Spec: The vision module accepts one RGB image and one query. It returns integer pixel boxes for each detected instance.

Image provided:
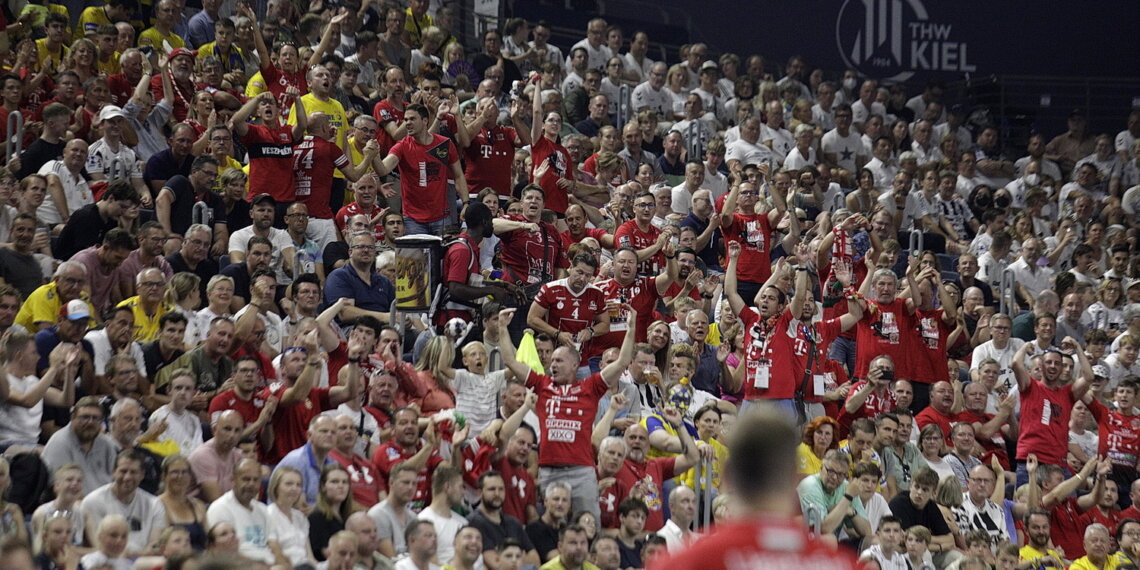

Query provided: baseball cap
[699,60,719,73]
[1127,278,1140,291]
[60,299,90,321]
[169,47,197,61]
[1069,108,1086,119]
[1092,364,1109,379]
[251,193,277,207]
[97,105,126,123]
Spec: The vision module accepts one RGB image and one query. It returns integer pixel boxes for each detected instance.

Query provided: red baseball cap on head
[169,47,197,60]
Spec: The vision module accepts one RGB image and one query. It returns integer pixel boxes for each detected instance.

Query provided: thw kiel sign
[837,0,977,82]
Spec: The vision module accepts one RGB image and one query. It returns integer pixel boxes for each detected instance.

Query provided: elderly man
[116,268,170,343]
[658,486,697,553]
[166,224,221,301]
[38,138,92,231]
[1069,524,1115,570]
[797,450,870,539]
[953,464,1013,543]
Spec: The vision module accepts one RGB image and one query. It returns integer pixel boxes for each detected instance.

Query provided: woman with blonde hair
[267,465,317,567]
[219,168,252,230]
[33,515,80,570]
[157,454,208,550]
[393,335,457,415]
[31,463,85,550]
[65,38,99,85]
[163,272,202,318]
[665,63,690,119]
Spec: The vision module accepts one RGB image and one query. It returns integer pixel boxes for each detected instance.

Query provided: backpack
[8,452,51,514]
[429,236,481,326]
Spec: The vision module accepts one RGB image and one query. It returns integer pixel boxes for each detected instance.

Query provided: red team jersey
[1092,398,1140,472]
[651,517,856,570]
[464,125,518,199]
[389,133,459,224]
[292,135,349,219]
[372,99,404,152]
[854,298,911,379]
[1016,379,1078,466]
[497,215,569,286]
[260,384,332,463]
[798,317,844,404]
[335,202,385,241]
[371,440,443,511]
[241,123,297,202]
[529,136,573,214]
[438,234,481,324]
[912,308,952,385]
[464,440,537,523]
[723,212,773,283]
[261,64,307,120]
[616,456,677,532]
[207,389,266,425]
[737,308,801,400]
[590,276,660,356]
[533,279,607,336]
[524,370,608,467]
[613,220,663,277]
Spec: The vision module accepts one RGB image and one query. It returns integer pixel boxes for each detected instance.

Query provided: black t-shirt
[220,261,252,302]
[141,339,184,379]
[468,510,535,553]
[143,149,193,188]
[618,537,645,569]
[525,519,561,561]
[163,175,227,236]
[56,202,116,260]
[225,199,252,233]
[888,494,952,536]
[322,240,350,272]
[18,138,66,179]
[0,247,43,299]
[166,251,219,301]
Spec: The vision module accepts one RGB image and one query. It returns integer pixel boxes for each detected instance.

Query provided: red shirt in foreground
[650,517,856,570]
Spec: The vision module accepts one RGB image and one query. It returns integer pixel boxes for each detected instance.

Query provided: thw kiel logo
[836,0,976,83]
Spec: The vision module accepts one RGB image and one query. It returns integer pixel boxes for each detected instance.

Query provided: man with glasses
[16,261,96,332]
[567,18,612,75]
[796,449,870,539]
[821,103,867,174]
[166,224,220,301]
[43,395,118,492]
[325,231,395,324]
[155,155,227,254]
[116,222,175,299]
[208,355,277,438]
[631,62,671,118]
[113,268,169,344]
[615,192,670,278]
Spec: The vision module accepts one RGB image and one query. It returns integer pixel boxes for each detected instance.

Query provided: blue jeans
[403,217,450,236]
[828,336,857,377]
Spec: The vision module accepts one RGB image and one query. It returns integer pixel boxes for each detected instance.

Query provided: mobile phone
[879,369,895,382]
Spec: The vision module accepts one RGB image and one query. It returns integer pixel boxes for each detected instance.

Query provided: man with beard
[229,194,296,290]
[42,395,118,491]
[468,470,542,568]
[616,407,700,533]
[500,300,639,519]
[528,253,608,354]
[614,191,669,278]
[1012,337,1093,485]
[188,409,245,502]
[527,482,572,561]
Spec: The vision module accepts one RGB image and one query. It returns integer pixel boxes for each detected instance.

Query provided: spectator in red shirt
[329,413,383,509]
[1011,337,1093,486]
[498,303,639,520]
[373,102,468,235]
[230,90,306,206]
[719,173,789,304]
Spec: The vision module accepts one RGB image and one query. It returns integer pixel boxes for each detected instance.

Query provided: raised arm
[309,11,348,69]
[239,4,271,71]
[599,306,637,388]
[1064,336,1094,401]
[789,242,811,319]
[723,240,746,317]
[230,92,270,137]
[530,79,543,146]
[1010,340,1034,393]
[496,308,534,381]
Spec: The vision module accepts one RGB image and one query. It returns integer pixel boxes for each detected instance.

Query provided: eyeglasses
[187,239,208,247]
[139,281,164,288]
[634,202,655,209]
[60,277,85,286]
[74,414,103,423]
[822,466,847,478]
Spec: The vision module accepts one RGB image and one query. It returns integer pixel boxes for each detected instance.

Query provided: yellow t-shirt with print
[76,5,111,39]
[14,283,95,331]
[137,27,185,51]
[97,53,122,76]
[797,442,823,475]
[116,296,170,343]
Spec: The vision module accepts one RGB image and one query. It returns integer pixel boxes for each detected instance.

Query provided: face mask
[994,195,1011,209]
[843,77,857,91]
[1024,173,1040,186]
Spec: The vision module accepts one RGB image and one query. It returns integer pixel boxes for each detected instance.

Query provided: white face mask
[1024,173,1040,186]
[843,77,858,91]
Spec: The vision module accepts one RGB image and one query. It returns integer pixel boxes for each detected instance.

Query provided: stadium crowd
[0,1,1138,569]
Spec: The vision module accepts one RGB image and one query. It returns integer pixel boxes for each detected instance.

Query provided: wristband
[307,358,323,366]
[843,494,854,503]
[701,294,714,299]
[347,356,361,364]
[796,267,809,272]
[665,254,675,259]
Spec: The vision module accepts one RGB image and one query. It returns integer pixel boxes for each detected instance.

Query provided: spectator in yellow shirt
[138,0,185,51]
[76,0,134,40]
